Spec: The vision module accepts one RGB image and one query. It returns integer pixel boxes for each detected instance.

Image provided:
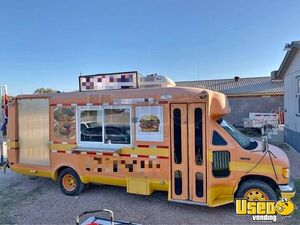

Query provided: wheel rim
[244,189,268,201]
[62,174,76,192]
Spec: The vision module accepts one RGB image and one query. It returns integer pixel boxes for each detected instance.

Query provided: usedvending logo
[235,198,295,222]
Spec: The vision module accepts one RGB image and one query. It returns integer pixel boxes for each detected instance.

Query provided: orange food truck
[6,71,295,207]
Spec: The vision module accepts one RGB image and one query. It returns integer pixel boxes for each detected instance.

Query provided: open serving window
[76,106,132,149]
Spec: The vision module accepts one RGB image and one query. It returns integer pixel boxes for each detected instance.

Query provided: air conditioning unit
[139,74,176,88]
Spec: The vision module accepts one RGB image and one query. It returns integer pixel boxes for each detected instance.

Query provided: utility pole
[197,58,200,80]
[0,85,8,166]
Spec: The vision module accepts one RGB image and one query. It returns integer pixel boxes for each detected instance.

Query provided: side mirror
[261,135,269,152]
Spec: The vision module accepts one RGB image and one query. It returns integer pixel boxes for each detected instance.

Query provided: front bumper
[279,176,296,199]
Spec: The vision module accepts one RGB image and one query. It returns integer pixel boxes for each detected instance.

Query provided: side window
[174,170,182,195]
[80,109,102,142]
[77,106,131,147]
[212,131,227,145]
[212,151,230,177]
[194,108,203,165]
[195,172,204,197]
[173,108,182,164]
[104,108,131,144]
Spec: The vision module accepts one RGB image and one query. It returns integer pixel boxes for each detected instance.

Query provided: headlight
[281,168,290,179]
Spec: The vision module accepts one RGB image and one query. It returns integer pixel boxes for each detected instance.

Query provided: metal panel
[18,98,50,166]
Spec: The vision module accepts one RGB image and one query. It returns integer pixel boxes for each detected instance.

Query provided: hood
[254,141,289,168]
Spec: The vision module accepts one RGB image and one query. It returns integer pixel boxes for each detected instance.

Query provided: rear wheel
[235,179,277,201]
[58,168,85,196]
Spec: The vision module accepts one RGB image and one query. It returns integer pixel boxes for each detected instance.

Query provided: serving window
[104,108,131,144]
[80,109,102,142]
[77,106,132,149]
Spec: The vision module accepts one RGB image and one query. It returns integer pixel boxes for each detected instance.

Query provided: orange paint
[7,87,294,206]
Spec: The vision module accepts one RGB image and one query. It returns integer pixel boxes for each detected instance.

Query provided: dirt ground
[0,144,299,225]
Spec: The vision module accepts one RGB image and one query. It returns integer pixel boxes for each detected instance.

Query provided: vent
[212,151,230,177]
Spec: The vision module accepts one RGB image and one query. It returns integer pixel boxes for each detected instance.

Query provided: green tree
[33,88,57,94]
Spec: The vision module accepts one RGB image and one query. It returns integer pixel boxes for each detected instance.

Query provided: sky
[1,0,300,96]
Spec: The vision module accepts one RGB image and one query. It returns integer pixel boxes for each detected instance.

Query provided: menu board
[135,106,164,142]
[53,106,76,140]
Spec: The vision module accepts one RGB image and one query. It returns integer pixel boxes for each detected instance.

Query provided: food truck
[6,71,295,207]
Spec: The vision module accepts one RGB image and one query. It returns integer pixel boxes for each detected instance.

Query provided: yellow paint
[6,141,19,149]
[207,151,213,162]
[230,161,282,174]
[207,186,235,207]
[10,167,53,179]
[148,178,169,192]
[62,174,77,191]
[208,151,282,174]
[49,143,77,151]
[81,174,168,195]
[281,168,289,179]
[275,199,295,216]
[81,174,127,186]
[281,191,296,199]
[118,147,169,157]
[210,196,233,207]
[48,145,169,156]
[168,180,172,201]
[244,189,268,201]
[127,178,151,195]
[235,199,276,215]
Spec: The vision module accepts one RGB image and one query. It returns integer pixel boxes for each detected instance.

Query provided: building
[176,76,284,126]
[273,41,300,152]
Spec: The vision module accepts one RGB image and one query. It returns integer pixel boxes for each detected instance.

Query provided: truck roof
[15,86,230,119]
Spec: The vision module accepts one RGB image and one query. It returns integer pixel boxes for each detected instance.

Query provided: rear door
[18,98,50,166]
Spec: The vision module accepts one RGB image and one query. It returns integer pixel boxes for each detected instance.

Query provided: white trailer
[243,112,279,129]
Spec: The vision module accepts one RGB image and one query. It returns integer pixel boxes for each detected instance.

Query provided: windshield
[218,119,258,150]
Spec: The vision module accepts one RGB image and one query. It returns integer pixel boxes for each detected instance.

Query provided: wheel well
[54,166,74,180]
[57,166,71,176]
[235,175,280,197]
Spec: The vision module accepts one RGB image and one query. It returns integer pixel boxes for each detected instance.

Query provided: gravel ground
[0,144,299,225]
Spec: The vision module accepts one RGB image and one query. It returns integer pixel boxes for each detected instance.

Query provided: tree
[33,88,57,94]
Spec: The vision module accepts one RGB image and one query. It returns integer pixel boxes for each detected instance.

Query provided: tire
[235,179,278,201]
[58,168,85,196]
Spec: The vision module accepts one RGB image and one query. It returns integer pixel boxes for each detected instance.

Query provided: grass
[0,182,42,224]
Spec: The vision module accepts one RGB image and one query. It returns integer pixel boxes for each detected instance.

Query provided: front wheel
[58,168,85,196]
[235,180,278,201]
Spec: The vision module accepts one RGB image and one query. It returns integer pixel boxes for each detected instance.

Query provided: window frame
[76,105,132,150]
